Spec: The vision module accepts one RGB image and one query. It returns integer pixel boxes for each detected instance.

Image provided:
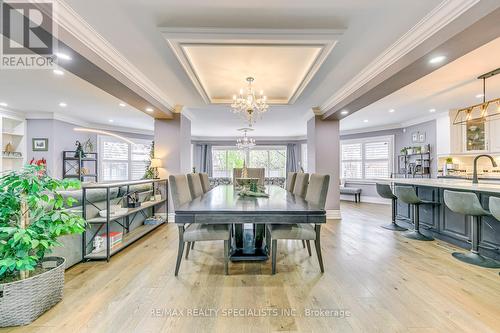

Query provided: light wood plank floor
[3,202,500,333]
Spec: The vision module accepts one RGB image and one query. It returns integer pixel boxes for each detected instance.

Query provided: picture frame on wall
[418,132,426,143]
[411,132,419,143]
[32,138,48,151]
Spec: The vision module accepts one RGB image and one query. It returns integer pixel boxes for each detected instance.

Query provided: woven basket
[0,257,65,327]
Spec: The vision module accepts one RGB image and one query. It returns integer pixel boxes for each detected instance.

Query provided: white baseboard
[340,195,390,205]
[326,209,341,220]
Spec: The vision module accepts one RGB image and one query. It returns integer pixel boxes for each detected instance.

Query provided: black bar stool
[376,183,407,231]
[444,190,500,268]
[394,186,435,241]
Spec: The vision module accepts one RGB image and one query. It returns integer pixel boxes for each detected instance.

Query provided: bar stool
[489,196,500,275]
[444,190,500,268]
[376,183,407,231]
[394,186,435,241]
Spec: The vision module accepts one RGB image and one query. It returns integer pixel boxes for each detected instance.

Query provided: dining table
[175,184,326,261]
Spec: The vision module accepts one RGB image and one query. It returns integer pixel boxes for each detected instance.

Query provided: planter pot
[0,257,65,327]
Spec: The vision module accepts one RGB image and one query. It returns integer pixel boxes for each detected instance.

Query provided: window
[340,136,393,179]
[99,135,152,181]
[211,146,287,178]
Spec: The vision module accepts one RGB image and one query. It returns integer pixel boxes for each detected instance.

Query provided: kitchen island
[379,178,500,260]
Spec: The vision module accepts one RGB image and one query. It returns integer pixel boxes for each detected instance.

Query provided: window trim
[340,135,394,180]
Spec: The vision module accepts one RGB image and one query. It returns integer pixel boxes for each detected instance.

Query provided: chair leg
[224,240,229,275]
[306,240,312,256]
[302,240,306,248]
[191,242,195,250]
[314,225,324,273]
[185,242,191,259]
[175,226,185,276]
[266,226,271,255]
[272,239,277,275]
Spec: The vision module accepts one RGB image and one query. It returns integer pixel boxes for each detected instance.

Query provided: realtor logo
[1,0,56,69]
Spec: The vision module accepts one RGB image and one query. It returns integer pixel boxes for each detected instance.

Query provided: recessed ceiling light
[340,110,349,115]
[53,69,64,75]
[476,94,484,98]
[0,102,7,107]
[429,55,446,64]
[55,52,71,61]
[59,102,67,107]
[119,103,126,107]
[109,119,114,123]
[429,108,436,113]
[389,109,395,113]
[145,107,154,112]
[363,119,369,123]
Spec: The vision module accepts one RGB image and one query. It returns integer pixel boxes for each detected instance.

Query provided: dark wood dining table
[175,185,326,261]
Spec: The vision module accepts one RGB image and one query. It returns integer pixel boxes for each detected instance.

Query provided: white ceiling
[180,44,324,104]
[0,69,154,132]
[341,36,500,132]
[59,0,441,136]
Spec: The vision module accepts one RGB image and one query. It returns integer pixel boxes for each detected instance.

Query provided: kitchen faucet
[472,155,498,184]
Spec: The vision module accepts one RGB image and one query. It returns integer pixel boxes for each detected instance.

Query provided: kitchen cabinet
[488,117,500,152]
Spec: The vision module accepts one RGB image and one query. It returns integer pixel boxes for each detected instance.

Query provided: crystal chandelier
[231,77,269,126]
[236,128,256,150]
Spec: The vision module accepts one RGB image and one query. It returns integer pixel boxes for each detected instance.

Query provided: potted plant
[445,157,455,170]
[0,165,86,327]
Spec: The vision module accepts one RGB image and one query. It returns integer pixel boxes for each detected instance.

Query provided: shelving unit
[396,144,431,178]
[82,178,168,262]
[0,113,26,173]
[62,151,98,182]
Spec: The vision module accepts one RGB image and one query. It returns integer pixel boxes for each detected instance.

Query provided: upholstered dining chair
[170,174,231,276]
[292,172,309,197]
[199,173,210,193]
[233,168,265,186]
[187,173,204,198]
[267,173,329,274]
[286,172,297,192]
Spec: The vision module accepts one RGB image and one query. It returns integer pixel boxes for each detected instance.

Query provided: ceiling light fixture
[340,110,349,115]
[119,103,126,107]
[55,52,72,61]
[429,108,436,113]
[231,77,269,127]
[476,94,484,98]
[59,102,67,107]
[0,102,7,107]
[74,128,134,144]
[389,109,395,113]
[53,69,64,75]
[109,119,114,123]
[145,107,154,112]
[363,119,369,123]
[429,55,446,64]
[236,128,256,150]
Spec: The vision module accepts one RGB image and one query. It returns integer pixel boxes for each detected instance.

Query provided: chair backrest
[489,196,500,220]
[305,174,330,208]
[233,168,265,186]
[376,183,396,200]
[394,186,421,205]
[169,175,193,209]
[187,173,204,198]
[293,173,309,197]
[199,173,210,193]
[444,190,489,216]
[286,172,297,192]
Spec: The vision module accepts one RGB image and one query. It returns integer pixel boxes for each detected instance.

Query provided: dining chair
[199,173,210,193]
[286,172,297,192]
[267,173,329,274]
[170,174,231,276]
[292,173,309,197]
[187,173,204,198]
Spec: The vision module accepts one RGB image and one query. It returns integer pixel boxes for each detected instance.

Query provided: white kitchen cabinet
[488,117,500,153]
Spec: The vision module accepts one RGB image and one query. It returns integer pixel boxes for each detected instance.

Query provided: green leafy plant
[0,165,86,282]
[445,157,453,164]
[143,141,155,179]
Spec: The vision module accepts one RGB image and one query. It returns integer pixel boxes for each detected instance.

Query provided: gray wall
[27,119,153,179]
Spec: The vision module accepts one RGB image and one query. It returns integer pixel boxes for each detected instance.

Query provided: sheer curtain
[194,144,213,176]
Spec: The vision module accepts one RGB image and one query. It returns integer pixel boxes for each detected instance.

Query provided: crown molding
[339,123,403,136]
[320,0,479,114]
[54,0,175,112]
[25,112,154,136]
[161,28,343,105]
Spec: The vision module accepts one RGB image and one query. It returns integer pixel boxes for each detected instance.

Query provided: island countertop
[376,178,500,194]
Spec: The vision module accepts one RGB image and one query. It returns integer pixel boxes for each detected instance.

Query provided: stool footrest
[452,252,500,268]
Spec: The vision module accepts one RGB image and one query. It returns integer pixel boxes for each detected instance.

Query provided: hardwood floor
[3,202,500,332]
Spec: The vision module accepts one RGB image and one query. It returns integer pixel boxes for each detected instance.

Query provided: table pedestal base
[231,224,269,261]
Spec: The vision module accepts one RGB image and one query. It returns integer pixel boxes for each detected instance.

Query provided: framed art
[418,132,426,143]
[411,132,419,143]
[32,138,48,151]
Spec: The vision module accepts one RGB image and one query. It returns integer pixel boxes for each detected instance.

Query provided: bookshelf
[0,112,26,173]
